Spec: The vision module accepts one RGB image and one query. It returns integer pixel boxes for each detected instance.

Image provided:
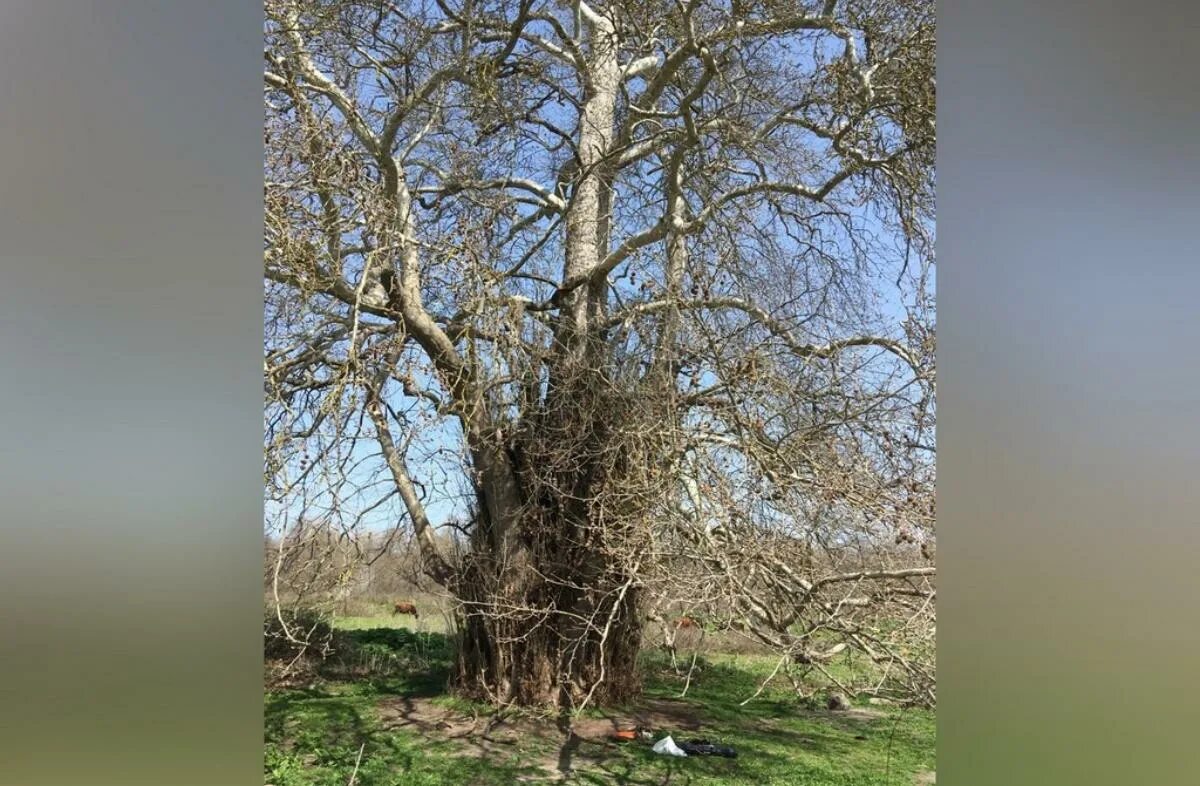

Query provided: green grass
[631,653,934,786]
[332,614,452,634]
[266,628,934,786]
[265,686,542,786]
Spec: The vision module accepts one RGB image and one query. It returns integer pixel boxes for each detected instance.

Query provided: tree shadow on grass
[557,731,584,777]
[266,684,541,786]
[560,741,822,786]
[542,657,931,786]
[571,756,695,786]
[540,701,854,786]
[267,644,932,785]
[265,690,373,745]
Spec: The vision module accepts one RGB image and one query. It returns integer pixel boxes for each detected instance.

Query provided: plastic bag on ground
[651,735,688,757]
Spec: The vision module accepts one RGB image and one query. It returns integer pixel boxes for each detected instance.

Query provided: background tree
[264,0,935,709]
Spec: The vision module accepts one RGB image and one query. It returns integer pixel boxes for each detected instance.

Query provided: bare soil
[375,694,710,779]
[377,695,705,741]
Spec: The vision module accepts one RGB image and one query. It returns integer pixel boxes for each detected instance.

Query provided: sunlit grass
[266,634,934,786]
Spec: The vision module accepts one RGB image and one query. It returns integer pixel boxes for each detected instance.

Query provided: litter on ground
[651,734,737,758]
[651,735,688,757]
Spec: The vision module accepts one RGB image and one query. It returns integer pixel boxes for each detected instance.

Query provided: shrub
[264,607,335,662]
[322,628,453,678]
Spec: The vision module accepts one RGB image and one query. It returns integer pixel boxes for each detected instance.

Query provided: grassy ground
[265,619,935,786]
[333,614,451,634]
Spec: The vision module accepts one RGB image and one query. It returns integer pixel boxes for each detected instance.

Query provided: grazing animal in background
[392,602,419,619]
[675,616,698,629]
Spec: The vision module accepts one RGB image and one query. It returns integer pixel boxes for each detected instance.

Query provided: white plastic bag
[651,735,688,757]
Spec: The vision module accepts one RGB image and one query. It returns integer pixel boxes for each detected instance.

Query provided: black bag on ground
[679,739,737,758]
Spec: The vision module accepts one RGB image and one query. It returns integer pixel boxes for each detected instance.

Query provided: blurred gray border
[0,3,264,785]
[940,1,1200,783]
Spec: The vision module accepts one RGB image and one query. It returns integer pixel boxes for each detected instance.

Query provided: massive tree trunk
[451,360,662,707]
[452,562,644,707]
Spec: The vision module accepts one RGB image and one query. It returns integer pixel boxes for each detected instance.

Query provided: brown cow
[392,602,420,619]
[674,616,698,629]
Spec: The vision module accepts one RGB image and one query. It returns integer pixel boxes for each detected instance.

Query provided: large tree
[264,0,935,709]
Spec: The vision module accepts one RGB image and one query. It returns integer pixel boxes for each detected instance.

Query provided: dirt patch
[566,717,628,742]
[631,697,706,732]
[915,770,936,784]
[378,694,705,743]
[817,706,887,722]
[377,694,570,778]
[569,697,704,742]
[374,694,710,780]
[377,696,481,738]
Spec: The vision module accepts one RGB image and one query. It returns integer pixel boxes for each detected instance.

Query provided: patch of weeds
[264,608,336,662]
